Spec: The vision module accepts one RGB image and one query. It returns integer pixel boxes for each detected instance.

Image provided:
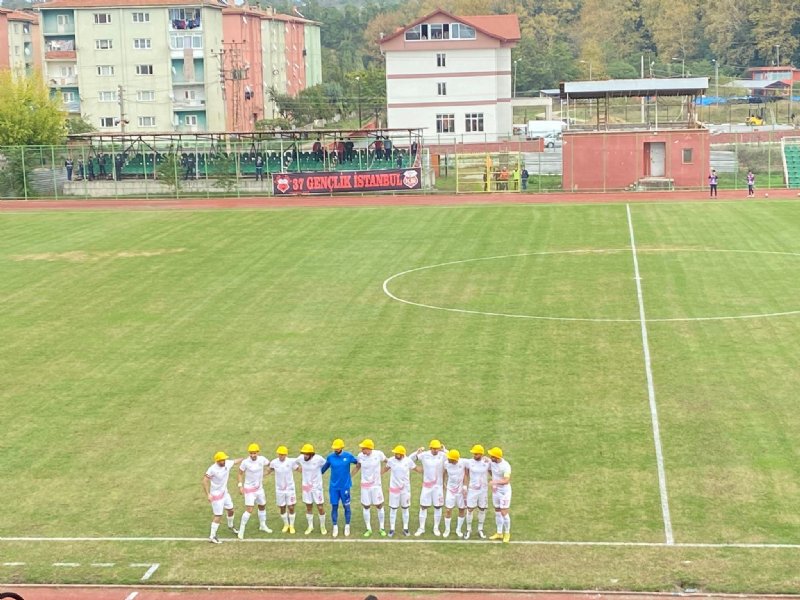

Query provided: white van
[526,120,566,141]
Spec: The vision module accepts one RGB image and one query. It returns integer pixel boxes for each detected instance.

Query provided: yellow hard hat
[488,447,503,459]
[300,443,315,454]
[248,443,260,453]
[429,439,443,449]
[447,449,460,461]
[470,444,485,455]
[360,438,375,450]
[276,445,288,455]
[392,445,406,455]
[213,451,229,462]
[331,438,345,450]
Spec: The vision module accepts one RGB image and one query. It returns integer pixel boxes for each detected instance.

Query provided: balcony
[173,99,206,111]
[171,48,203,60]
[48,75,78,87]
[45,50,77,60]
[63,101,80,113]
[43,25,75,36]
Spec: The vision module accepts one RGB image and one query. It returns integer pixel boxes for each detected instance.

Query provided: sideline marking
[626,204,673,545]
[2,562,25,566]
[91,563,116,567]
[124,592,139,600]
[53,562,80,567]
[383,247,800,322]
[1,536,799,549]
[130,563,160,581]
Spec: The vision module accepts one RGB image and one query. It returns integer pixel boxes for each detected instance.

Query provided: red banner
[272,168,421,195]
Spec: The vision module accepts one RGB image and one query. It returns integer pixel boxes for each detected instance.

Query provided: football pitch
[2,199,800,592]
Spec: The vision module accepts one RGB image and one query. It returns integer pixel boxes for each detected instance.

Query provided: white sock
[418,509,427,530]
[318,513,325,528]
[390,508,397,530]
[504,515,511,533]
[281,513,289,525]
[466,511,474,530]
[239,511,251,531]
[227,514,235,528]
[444,516,451,532]
[478,510,486,530]
[258,509,266,526]
[210,522,220,538]
[456,516,465,532]
[306,513,313,527]
[402,507,409,529]
[289,513,296,525]
[363,508,371,530]
[495,513,503,533]
[378,507,385,530]
[433,507,442,529]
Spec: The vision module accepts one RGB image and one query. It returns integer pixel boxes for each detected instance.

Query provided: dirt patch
[10,248,188,263]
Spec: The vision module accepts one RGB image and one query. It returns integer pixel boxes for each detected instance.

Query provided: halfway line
[626,204,674,545]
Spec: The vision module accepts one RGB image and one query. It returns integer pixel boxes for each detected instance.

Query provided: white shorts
[466,487,488,510]
[388,490,411,509]
[276,490,297,507]
[243,488,267,507]
[210,491,234,516]
[302,486,324,505]
[492,487,512,510]
[419,485,444,507]
[360,486,384,506]
[445,488,466,510]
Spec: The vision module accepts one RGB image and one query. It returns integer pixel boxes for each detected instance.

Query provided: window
[137,90,155,101]
[436,53,446,67]
[138,116,156,127]
[682,148,693,164]
[136,64,154,75]
[170,33,203,49]
[94,13,112,24]
[133,38,151,49]
[465,112,484,132]
[100,117,115,128]
[98,90,117,102]
[62,91,76,103]
[57,15,69,26]
[95,39,113,50]
[13,23,20,33]
[169,8,201,28]
[430,24,448,39]
[404,25,421,41]
[185,115,198,126]
[183,90,196,100]
[436,113,455,133]
[437,82,447,96]
[59,65,75,77]
[96,65,115,76]
[23,23,30,34]
[450,23,476,39]
[132,12,150,23]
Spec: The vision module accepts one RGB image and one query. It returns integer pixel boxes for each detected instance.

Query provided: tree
[66,116,96,135]
[0,71,66,146]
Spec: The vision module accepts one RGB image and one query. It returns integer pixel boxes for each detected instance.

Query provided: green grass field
[3,200,800,591]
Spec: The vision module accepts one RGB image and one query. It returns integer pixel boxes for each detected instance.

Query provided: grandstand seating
[783,141,800,189]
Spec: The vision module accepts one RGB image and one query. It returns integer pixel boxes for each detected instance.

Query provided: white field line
[1,536,799,549]
[53,562,80,567]
[124,592,139,600]
[626,204,674,545]
[2,562,25,566]
[91,563,116,567]
[130,563,160,580]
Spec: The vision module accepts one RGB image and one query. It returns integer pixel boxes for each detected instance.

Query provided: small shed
[559,78,710,191]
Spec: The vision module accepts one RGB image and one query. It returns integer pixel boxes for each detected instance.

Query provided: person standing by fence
[746,170,755,198]
[708,169,718,198]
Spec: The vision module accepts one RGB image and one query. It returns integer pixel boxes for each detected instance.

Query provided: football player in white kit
[488,446,512,543]
[202,451,244,544]
[297,443,327,535]
[382,445,420,537]
[353,439,387,537]
[412,439,447,537]
[443,449,468,538]
[236,443,272,539]
[268,445,300,533]
[464,444,491,540]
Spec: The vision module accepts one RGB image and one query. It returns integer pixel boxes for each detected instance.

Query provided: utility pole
[117,84,126,133]
[213,42,249,131]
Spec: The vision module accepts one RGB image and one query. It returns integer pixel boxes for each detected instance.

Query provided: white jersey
[444,459,468,494]
[357,450,387,489]
[269,457,299,493]
[466,457,491,492]
[297,454,326,490]
[239,455,269,492]
[416,450,447,489]
[386,456,416,493]
[205,460,234,497]
[490,459,512,491]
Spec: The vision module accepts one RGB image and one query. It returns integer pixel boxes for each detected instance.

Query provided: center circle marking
[382,248,800,323]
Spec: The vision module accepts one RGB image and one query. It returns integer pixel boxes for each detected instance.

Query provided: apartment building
[379,9,520,142]
[38,0,321,133]
[0,8,40,79]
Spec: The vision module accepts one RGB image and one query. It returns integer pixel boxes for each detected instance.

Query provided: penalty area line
[1,536,800,549]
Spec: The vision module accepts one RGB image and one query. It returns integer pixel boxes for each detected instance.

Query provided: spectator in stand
[345,138,355,162]
[76,159,84,181]
[410,141,418,162]
[396,152,404,169]
[499,167,509,190]
[98,154,107,179]
[255,155,264,181]
[114,155,123,180]
[374,138,384,161]
[383,138,393,161]
[64,156,74,181]
[86,157,95,181]
[511,166,520,191]
[336,138,346,164]
[521,167,529,191]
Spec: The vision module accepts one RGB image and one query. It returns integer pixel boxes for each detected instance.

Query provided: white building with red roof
[379,9,520,143]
